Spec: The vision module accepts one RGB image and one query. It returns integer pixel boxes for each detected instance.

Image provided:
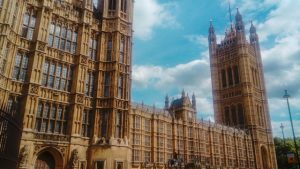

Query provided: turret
[235,8,246,43]
[250,21,259,44]
[165,94,169,110]
[208,21,217,56]
[192,93,196,110]
[181,89,186,98]
[249,21,262,59]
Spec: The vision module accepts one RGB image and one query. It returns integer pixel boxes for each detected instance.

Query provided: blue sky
[129,0,300,138]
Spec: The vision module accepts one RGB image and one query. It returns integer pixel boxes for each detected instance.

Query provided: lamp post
[280,123,288,168]
[280,123,286,144]
[283,90,300,169]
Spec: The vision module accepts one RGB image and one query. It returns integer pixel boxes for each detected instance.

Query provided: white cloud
[184,35,208,48]
[133,0,179,40]
[132,0,300,137]
[133,51,213,117]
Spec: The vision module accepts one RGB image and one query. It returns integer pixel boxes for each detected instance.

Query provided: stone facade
[130,95,255,169]
[0,0,133,168]
[209,9,277,169]
[0,0,277,169]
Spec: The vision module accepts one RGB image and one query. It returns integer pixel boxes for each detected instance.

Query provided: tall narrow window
[252,68,256,86]
[13,52,29,82]
[221,69,227,88]
[120,0,127,12]
[7,96,19,118]
[115,111,123,138]
[42,60,72,92]
[260,106,265,127]
[96,161,105,169]
[0,43,9,74]
[120,36,125,63]
[225,106,230,125]
[257,105,261,126]
[144,151,151,162]
[22,8,37,40]
[106,35,113,61]
[256,70,260,88]
[89,35,98,60]
[104,72,110,97]
[227,67,233,86]
[12,2,19,28]
[81,110,91,137]
[35,102,68,135]
[108,0,116,10]
[237,104,245,127]
[101,111,109,138]
[85,72,95,97]
[144,119,151,132]
[133,150,140,162]
[233,65,240,84]
[48,23,77,54]
[231,105,237,126]
[118,75,124,99]
[134,116,140,129]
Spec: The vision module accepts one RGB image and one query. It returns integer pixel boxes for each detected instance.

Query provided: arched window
[233,65,240,84]
[237,104,245,126]
[108,0,117,10]
[22,8,37,40]
[221,69,227,88]
[231,105,237,126]
[101,111,109,138]
[227,67,233,86]
[224,106,230,125]
[89,33,98,60]
[120,0,127,12]
[115,111,123,138]
[120,35,125,63]
[106,34,113,61]
[257,105,262,126]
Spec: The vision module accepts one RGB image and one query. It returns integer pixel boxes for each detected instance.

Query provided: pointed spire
[209,20,215,35]
[235,8,242,22]
[250,20,256,33]
[228,0,233,23]
[192,93,196,110]
[250,21,260,45]
[181,89,186,98]
[165,94,169,110]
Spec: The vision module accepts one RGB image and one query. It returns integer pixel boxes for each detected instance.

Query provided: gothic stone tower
[0,0,133,169]
[209,9,277,169]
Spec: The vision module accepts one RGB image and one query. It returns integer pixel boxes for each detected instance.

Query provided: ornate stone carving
[30,84,39,94]
[58,51,64,60]
[19,145,30,167]
[38,42,46,51]
[77,95,84,104]
[81,56,87,64]
[70,149,79,168]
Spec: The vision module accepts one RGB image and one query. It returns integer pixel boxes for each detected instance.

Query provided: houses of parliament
[0,0,278,169]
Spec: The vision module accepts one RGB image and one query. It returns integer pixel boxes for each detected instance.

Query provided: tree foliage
[274,137,300,169]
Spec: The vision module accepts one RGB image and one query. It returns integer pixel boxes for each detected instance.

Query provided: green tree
[274,137,300,169]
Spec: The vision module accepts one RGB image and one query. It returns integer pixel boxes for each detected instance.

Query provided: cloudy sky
[116,0,300,138]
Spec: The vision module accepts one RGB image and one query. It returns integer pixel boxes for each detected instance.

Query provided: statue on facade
[19,145,29,167]
[70,149,79,168]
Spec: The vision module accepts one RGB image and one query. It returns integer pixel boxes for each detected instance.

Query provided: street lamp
[283,90,300,168]
[280,123,286,144]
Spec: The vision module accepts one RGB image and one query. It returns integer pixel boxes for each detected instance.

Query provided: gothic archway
[34,148,64,169]
[34,151,55,169]
[261,145,270,169]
